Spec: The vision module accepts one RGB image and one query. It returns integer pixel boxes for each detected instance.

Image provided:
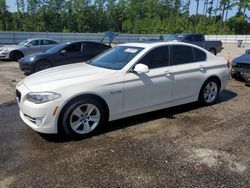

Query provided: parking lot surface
[0,43,250,187]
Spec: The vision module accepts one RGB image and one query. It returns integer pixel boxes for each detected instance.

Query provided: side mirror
[246,49,250,54]
[25,43,31,47]
[133,63,149,74]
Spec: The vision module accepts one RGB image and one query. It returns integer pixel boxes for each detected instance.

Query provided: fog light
[36,118,43,126]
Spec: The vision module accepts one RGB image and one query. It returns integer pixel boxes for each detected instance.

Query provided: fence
[0,31,249,44]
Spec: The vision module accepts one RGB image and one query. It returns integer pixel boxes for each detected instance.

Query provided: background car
[19,41,112,74]
[16,42,229,138]
[0,38,58,60]
[231,49,250,82]
[162,33,223,55]
[18,31,118,74]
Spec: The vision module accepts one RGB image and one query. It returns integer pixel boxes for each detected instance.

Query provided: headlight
[0,48,7,52]
[26,92,61,104]
[231,61,237,67]
[28,56,35,62]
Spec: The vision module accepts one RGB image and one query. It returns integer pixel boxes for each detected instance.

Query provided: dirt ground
[0,43,249,106]
[0,79,250,187]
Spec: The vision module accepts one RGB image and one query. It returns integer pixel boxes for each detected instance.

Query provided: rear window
[193,47,206,62]
[171,45,195,65]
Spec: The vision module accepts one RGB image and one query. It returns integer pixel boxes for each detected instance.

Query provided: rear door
[40,40,57,51]
[167,45,207,104]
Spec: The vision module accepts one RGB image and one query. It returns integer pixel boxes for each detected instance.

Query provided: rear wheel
[10,51,23,61]
[199,78,220,105]
[34,61,51,73]
[60,97,107,138]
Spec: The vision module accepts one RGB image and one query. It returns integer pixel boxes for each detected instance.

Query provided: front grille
[238,63,250,70]
[24,114,36,124]
[16,89,21,103]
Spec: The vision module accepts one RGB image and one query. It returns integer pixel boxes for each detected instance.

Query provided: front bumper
[19,63,33,74]
[232,67,250,74]
[16,82,60,134]
[0,51,10,59]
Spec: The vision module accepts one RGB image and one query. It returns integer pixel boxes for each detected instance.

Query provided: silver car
[0,38,58,60]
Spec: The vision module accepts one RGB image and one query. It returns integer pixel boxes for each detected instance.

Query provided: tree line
[0,0,249,34]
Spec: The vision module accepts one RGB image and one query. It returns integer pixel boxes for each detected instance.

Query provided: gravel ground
[0,80,249,187]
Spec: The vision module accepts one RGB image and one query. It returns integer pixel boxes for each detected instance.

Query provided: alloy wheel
[70,104,101,135]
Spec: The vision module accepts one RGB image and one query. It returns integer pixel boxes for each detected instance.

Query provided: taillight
[226,55,231,69]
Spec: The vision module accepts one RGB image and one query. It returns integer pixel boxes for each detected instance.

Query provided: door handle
[200,65,205,71]
[165,71,172,77]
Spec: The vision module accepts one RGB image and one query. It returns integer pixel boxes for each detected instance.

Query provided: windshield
[164,35,183,41]
[89,46,144,70]
[46,43,67,53]
[18,40,29,46]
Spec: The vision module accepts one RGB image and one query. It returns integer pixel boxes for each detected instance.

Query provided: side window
[185,35,195,42]
[49,40,57,44]
[30,40,40,46]
[193,47,206,62]
[171,45,195,65]
[41,40,57,45]
[99,44,109,51]
[194,35,204,42]
[138,46,169,69]
[85,43,100,55]
[64,43,82,53]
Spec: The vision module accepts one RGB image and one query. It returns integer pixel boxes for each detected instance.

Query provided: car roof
[119,41,201,49]
[172,33,203,36]
[63,41,105,45]
[27,38,57,41]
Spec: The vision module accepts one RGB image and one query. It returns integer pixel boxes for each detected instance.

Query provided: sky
[5,0,249,18]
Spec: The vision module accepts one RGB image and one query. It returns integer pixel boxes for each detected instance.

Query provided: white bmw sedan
[16,42,229,138]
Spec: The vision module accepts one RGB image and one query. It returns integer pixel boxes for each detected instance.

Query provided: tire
[199,78,220,105]
[10,51,23,61]
[231,71,240,79]
[209,48,217,56]
[243,74,250,83]
[34,60,51,73]
[60,97,107,138]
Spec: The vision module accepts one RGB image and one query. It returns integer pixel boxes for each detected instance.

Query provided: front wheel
[10,51,23,61]
[199,78,220,105]
[60,97,107,138]
[243,74,250,83]
[34,61,51,73]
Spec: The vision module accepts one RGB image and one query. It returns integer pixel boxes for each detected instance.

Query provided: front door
[123,46,173,113]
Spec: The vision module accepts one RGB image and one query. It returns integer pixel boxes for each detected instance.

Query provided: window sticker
[124,48,138,53]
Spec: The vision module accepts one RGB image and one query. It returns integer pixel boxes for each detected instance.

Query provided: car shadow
[40,89,237,143]
[0,59,16,62]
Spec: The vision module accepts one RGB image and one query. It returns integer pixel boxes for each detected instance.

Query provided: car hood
[22,63,117,91]
[233,53,250,64]
[0,45,23,51]
[20,51,48,61]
